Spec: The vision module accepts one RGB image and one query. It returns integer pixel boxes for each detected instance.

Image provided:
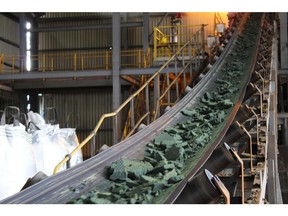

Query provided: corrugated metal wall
[39,26,112,51]
[0,14,20,108]
[0,41,19,56]
[0,14,19,56]
[0,90,20,111]
[38,14,113,69]
[38,12,228,69]
[42,13,112,19]
[0,14,19,46]
[42,86,130,159]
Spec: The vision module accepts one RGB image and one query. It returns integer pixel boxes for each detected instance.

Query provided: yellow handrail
[153,58,192,121]
[126,111,150,139]
[0,49,150,74]
[53,40,192,174]
[153,24,206,61]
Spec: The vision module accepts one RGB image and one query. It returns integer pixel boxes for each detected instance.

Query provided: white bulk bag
[31,124,69,176]
[27,111,46,128]
[0,107,37,200]
[58,128,83,167]
[5,124,37,190]
[0,124,13,200]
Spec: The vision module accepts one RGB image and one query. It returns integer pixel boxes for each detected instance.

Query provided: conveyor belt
[0,13,264,204]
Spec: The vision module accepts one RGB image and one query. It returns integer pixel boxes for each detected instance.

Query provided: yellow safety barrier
[153,57,194,121]
[125,111,150,139]
[53,40,194,174]
[0,49,151,74]
[153,24,206,61]
[122,74,148,140]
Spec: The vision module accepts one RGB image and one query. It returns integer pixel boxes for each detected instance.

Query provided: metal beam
[112,12,121,144]
[0,12,19,22]
[278,69,288,75]
[0,70,112,80]
[11,79,130,89]
[31,18,39,70]
[278,112,288,118]
[19,13,26,72]
[123,13,128,50]
[154,74,160,119]
[143,12,149,53]
[39,44,145,52]
[0,36,19,48]
[267,35,283,203]
[0,67,189,80]
[35,13,176,24]
[0,84,13,92]
[30,22,143,32]
[120,67,190,76]
[280,13,288,69]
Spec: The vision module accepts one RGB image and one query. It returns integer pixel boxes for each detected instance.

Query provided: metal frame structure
[0,12,285,204]
[0,12,268,204]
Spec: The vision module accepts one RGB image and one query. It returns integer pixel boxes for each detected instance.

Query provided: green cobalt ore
[68,13,262,204]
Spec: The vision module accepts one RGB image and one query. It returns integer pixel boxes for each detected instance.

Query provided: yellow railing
[0,49,151,74]
[152,58,193,121]
[122,74,148,140]
[153,24,206,61]
[125,111,150,139]
[53,39,197,174]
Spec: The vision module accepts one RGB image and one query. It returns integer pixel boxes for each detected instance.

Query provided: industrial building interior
[0,11,288,206]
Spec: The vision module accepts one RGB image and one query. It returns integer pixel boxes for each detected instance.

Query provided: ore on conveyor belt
[67,13,263,204]
[0,13,263,204]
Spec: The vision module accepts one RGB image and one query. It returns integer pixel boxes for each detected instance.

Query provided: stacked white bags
[0,107,83,201]
[0,107,37,200]
[30,123,69,175]
[27,110,83,175]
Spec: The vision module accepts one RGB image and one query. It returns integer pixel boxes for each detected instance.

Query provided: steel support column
[31,17,39,70]
[279,13,288,146]
[19,13,26,72]
[122,13,128,66]
[143,13,149,54]
[267,36,283,203]
[112,13,121,144]
[284,118,288,146]
[154,74,160,119]
[123,13,128,50]
[280,13,288,69]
